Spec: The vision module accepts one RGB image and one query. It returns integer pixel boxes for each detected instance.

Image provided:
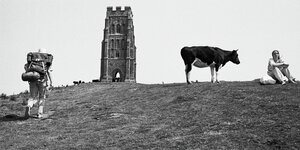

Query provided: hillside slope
[1,82,300,149]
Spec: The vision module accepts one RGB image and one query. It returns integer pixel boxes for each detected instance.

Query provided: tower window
[117,24,121,33]
[116,51,120,58]
[122,24,126,33]
[110,24,115,34]
[111,49,115,58]
[121,39,125,48]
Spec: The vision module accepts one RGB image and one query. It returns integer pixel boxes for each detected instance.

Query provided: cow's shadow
[0,114,28,122]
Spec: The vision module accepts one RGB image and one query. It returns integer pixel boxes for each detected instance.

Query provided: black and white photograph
[1,0,300,149]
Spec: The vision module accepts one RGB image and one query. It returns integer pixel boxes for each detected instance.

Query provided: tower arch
[112,68,123,82]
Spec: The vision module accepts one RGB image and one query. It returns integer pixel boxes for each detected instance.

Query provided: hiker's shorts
[27,80,47,107]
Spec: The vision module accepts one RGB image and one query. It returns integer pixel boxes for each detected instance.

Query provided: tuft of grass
[9,95,17,101]
[0,93,8,100]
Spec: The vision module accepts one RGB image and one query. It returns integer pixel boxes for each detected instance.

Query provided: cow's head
[230,49,240,64]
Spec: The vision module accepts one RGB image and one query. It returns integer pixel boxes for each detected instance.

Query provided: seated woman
[267,50,296,84]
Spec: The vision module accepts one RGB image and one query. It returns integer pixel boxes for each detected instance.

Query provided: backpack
[259,74,276,85]
[26,52,53,75]
[22,52,53,82]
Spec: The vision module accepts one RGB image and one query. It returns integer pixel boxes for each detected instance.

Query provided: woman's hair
[272,50,281,59]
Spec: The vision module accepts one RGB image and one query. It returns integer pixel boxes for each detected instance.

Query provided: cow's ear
[231,49,238,55]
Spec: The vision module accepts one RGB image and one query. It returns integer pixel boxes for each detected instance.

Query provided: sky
[1,0,300,95]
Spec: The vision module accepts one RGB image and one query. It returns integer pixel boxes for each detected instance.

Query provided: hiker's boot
[37,106,44,119]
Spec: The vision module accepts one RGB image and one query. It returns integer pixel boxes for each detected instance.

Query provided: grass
[1,81,300,149]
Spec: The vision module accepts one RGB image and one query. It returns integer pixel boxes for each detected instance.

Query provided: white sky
[1,0,300,95]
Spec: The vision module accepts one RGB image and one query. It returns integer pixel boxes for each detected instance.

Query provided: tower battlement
[107,6,131,13]
[106,6,132,17]
[107,6,131,11]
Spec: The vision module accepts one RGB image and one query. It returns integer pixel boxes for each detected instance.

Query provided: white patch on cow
[216,64,223,83]
[210,64,223,83]
[210,66,216,83]
[192,58,215,68]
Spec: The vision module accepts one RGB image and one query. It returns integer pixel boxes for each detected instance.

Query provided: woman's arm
[269,59,288,67]
[46,69,52,87]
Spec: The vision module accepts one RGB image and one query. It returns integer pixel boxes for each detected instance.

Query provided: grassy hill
[1,81,300,149]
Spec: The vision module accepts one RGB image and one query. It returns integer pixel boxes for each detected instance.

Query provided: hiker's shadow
[0,114,28,122]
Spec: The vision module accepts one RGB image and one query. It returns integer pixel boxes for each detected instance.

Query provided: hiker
[22,48,53,118]
[267,50,296,84]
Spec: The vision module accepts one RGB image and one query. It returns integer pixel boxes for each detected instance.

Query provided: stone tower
[100,6,136,82]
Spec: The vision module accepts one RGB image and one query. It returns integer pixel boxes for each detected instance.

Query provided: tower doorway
[112,69,122,82]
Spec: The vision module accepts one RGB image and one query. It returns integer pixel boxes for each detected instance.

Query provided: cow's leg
[185,64,192,84]
[215,64,222,83]
[210,66,215,83]
[216,71,220,83]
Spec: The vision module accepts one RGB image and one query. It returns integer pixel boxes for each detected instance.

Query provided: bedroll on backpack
[22,71,41,82]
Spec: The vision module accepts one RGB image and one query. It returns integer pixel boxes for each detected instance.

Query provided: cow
[180,46,240,84]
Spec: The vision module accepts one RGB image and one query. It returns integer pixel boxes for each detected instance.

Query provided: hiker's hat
[38,48,47,53]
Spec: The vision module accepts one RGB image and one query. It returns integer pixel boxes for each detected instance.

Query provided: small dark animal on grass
[180,46,240,84]
[73,80,84,85]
